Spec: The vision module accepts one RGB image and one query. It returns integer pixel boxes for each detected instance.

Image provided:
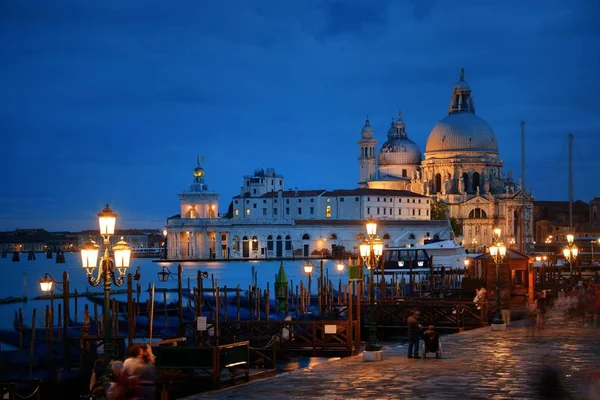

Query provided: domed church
[359,69,534,252]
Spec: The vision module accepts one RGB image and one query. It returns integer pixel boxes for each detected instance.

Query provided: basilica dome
[425,68,498,154]
[425,112,498,153]
[378,112,422,167]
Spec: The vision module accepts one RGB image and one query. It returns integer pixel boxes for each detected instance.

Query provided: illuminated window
[326,198,331,203]
[246,209,250,216]
[326,205,331,218]
[235,209,239,216]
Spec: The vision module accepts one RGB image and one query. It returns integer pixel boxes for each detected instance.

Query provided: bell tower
[358,116,377,187]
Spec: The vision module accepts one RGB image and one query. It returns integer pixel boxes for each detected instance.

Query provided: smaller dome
[361,117,374,138]
[453,80,470,91]
[194,166,205,178]
[379,138,422,166]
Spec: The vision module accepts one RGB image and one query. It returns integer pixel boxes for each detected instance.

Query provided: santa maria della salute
[165,69,534,261]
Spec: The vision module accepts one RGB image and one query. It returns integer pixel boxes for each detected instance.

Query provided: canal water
[0,253,346,344]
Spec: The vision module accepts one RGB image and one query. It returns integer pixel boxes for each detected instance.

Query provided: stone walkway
[183,311,600,399]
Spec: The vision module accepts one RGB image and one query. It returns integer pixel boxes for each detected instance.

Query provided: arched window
[251,235,258,251]
[329,233,337,240]
[435,173,442,193]
[408,233,416,240]
[462,172,469,193]
[232,235,240,251]
[267,235,274,251]
[383,233,391,240]
[302,233,310,240]
[468,208,487,218]
[473,172,480,193]
[433,233,440,240]
[285,235,292,251]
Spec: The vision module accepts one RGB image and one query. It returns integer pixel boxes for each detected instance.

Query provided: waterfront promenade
[184,310,600,399]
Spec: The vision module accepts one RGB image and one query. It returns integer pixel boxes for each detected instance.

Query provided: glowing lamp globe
[97,204,117,236]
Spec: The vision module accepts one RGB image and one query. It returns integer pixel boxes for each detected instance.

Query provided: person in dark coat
[407,311,422,359]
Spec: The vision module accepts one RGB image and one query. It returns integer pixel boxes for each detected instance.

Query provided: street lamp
[80,204,131,372]
[162,229,168,260]
[359,220,384,360]
[489,228,507,330]
[563,234,578,282]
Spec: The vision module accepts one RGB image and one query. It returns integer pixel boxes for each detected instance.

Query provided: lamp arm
[111,270,125,287]
[88,272,102,287]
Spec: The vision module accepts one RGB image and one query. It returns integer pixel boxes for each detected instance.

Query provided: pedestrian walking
[407,311,422,359]
[536,291,547,329]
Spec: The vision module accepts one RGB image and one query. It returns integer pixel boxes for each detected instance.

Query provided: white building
[165,163,450,261]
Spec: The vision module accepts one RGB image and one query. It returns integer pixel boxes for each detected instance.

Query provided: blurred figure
[500,289,512,326]
[536,356,569,400]
[536,291,547,329]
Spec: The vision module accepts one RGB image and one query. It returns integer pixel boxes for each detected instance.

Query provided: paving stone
[183,310,600,399]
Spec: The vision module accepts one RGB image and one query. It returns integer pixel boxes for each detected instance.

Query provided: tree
[430,199,461,238]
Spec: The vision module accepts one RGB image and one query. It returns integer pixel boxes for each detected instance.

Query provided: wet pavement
[183,310,600,399]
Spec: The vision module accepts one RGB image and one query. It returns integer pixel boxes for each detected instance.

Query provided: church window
[297,208,302,215]
[383,198,386,202]
[402,169,407,178]
[435,173,442,193]
[418,209,421,216]
[326,206,331,218]
[383,233,390,240]
[253,204,257,208]
[390,208,392,214]
[310,207,314,214]
[286,208,290,215]
[267,235,273,251]
[398,208,402,215]
[367,207,370,214]
[262,208,267,215]
[377,208,380,215]
[383,208,386,215]
[473,172,481,193]
[398,198,402,203]
[246,209,250,216]
[327,198,331,203]
[302,233,310,240]
[235,209,239,216]
[263,200,266,204]
[468,208,487,218]
[377,198,380,202]
[367,197,370,201]
[273,208,277,215]
[412,209,415,215]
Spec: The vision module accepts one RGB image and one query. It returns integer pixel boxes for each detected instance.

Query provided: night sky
[1,0,599,231]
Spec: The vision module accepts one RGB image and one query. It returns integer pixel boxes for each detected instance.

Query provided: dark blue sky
[1,0,599,231]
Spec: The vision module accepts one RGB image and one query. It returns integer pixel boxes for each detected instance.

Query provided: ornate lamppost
[359,221,384,360]
[489,228,506,331]
[563,234,578,283]
[80,204,131,372]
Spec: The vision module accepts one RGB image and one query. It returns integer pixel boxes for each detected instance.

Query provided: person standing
[536,291,547,329]
[501,290,512,326]
[407,311,422,359]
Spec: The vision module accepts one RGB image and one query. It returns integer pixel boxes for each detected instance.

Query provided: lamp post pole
[490,228,506,330]
[80,205,132,375]
[359,221,383,359]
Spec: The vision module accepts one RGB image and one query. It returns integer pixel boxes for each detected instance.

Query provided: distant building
[164,161,451,261]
